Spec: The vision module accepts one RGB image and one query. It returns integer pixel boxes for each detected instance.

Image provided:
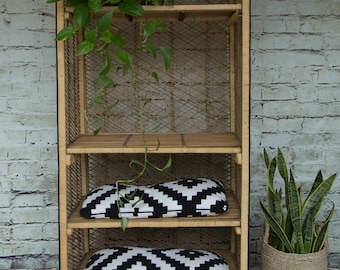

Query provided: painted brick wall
[0,0,59,269]
[250,0,340,269]
[1,0,339,269]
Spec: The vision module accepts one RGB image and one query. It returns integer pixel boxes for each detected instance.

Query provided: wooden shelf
[79,248,238,270]
[68,190,240,231]
[67,132,241,154]
[65,4,242,22]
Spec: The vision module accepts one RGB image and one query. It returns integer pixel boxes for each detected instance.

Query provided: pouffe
[85,246,230,270]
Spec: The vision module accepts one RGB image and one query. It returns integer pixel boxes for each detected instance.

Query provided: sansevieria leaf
[301,174,336,230]
[313,203,334,252]
[260,200,294,253]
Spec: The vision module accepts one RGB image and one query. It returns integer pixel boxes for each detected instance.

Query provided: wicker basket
[261,223,328,270]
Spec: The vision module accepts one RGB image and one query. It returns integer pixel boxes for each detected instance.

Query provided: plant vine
[49,0,172,230]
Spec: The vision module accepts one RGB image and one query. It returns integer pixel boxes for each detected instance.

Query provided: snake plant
[260,148,336,254]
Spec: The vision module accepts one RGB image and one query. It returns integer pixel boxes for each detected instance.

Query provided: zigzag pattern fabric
[80,178,228,219]
[84,246,230,270]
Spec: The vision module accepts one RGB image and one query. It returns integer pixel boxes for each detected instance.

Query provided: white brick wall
[0,0,339,269]
[250,0,340,268]
[0,0,58,268]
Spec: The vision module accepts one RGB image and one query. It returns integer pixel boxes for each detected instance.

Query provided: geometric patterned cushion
[80,178,228,219]
[85,246,230,270]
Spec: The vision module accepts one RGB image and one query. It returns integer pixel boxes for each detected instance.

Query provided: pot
[261,223,328,270]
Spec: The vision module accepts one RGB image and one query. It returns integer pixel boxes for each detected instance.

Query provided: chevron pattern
[80,178,228,219]
[85,246,230,270]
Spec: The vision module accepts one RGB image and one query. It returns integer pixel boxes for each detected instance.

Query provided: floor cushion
[84,246,230,270]
[80,178,228,219]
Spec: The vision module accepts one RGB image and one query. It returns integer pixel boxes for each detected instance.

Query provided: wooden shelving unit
[57,0,249,269]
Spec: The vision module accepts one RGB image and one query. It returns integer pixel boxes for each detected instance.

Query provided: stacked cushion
[85,246,230,270]
[80,178,228,219]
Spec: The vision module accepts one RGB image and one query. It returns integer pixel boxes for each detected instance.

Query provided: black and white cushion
[85,246,230,270]
[80,178,228,219]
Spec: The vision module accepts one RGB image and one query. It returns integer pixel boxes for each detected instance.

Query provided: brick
[26,130,58,146]
[0,193,12,208]
[1,240,58,256]
[11,207,58,224]
[11,193,45,207]
[252,1,297,16]
[253,51,325,68]
[5,0,54,14]
[297,2,332,16]
[12,176,57,193]
[263,17,301,33]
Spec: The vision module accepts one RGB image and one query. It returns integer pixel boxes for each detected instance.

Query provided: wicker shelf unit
[57,0,249,269]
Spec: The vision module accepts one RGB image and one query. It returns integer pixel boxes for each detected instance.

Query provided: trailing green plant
[260,148,336,254]
[49,0,172,230]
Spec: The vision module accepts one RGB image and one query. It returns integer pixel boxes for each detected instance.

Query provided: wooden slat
[79,248,238,270]
[67,132,241,154]
[68,191,240,230]
[65,4,242,22]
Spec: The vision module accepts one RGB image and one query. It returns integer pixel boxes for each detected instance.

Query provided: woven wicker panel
[66,159,83,216]
[89,227,230,251]
[68,229,86,270]
[87,153,231,189]
[233,20,243,141]
[85,21,230,134]
[64,21,81,145]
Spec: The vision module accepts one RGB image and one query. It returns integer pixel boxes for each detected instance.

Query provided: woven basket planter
[261,223,328,270]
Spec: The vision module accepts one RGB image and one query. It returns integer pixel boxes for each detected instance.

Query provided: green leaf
[47,0,59,3]
[121,217,128,231]
[313,203,334,252]
[159,46,171,71]
[162,155,172,171]
[93,127,101,135]
[88,0,102,12]
[98,11,113,33]
[264,148,270,168]
[288,170,304,253]
[76,40,95,55]
[268,157,276,188]
[73,4,90,30]
[260,201,294,253]
[97,74,116,88]
[145,42,156,59]
[301,174,336,231]
[277,148,289,182]
[85,28,98,43]
[303,211,315,253]
[144,20,164,38]
[151,71,159,82]
[92,95,103,106]
[119,0,144,17]
[100,55,111,75]
[114,51,133,65]
[100,30,112,44]
[306,170,323,202]
[112,31,127,46]
[55,26,74,40]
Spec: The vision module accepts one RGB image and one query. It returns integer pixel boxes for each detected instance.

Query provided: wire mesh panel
[85,21,231,134]
[87,153,231,188]
[89,227,230,251]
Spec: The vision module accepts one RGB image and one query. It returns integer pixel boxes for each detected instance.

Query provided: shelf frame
[66,132,241,155]
[64,4,242,22]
